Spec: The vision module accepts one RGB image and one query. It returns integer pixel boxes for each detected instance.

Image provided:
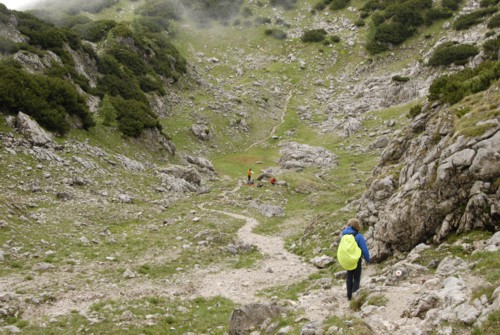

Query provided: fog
[1,0,37,10]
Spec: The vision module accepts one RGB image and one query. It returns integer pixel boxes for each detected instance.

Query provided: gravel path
[194,208,317,304]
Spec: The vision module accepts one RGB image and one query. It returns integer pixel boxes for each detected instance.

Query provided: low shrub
[480,0,500,7]
[110,97,160,137]
[302,29,328,42]
[270,0,298,10]
[264,28,288,40]
[428,42,479,66]
[330,0,350,10]
[442,0,463,11]
[428,61,500,104]
[453,7,498,30]
[483,35,500,60]
[407,104,422,118]
[74,19,116,42]
[0,62,93,135]
[255,17,272,25]
[488,13,500,28]
[355,19,366,27]
[392,75,410,82]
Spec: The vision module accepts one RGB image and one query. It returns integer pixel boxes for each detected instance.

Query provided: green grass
[258,270,331,300]
[452,88,500,138]
[322,315,373,334]
[21,296,235,335]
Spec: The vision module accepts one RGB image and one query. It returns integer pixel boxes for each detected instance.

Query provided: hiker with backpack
[337,218,370,301]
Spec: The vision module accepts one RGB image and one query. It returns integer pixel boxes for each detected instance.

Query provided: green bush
[0,37,21,54]
[366,39,389,54]
[442,0,463,11]
[314,0,330,11]
[331,35,341,42]
[241,7,253,17]
[0,62,93,135]
[428,61,500,104]
[74,20,116,42]
[264,28,288,40]
[374,22,411,44]
[355,19,366,27]
[428,42,479,66]
[392,75,410,82]
[255,17,272,25]
[488,13,500,28]
[407,104,422,118]
[270,0,297,10]
[61,14,92,28]
[100,95,117,127]
[110,97,160,137]
[108,47,151,76]
[483,36,500,60]
[302,29,328,42]
[138,0,183,20]
[424,8,453,25]
[330,0,350,10]
[480,0,500,7]
[453,7,498,30]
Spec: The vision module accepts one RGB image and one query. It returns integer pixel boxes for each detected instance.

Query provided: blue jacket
[341,226,370,263]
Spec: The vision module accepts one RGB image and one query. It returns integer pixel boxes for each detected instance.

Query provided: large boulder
[279,142,337,169]
[228,303,283,335]
[15,112,52,146]
[191,123,211,141]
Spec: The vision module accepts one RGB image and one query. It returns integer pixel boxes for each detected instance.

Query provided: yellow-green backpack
[337,234,361,270]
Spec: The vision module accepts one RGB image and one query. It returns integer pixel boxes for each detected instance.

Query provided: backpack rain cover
[337,234,362,270]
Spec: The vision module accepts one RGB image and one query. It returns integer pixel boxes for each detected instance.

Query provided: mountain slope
[0,0,499,334]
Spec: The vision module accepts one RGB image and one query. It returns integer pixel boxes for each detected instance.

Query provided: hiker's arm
[357,235,370,263]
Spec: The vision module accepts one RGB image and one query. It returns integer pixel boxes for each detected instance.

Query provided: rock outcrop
[15,112,53,146]
[358,90,500,262]
[279,142,338,169]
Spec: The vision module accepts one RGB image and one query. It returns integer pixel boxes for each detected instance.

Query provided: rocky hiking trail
[1,179,496,334]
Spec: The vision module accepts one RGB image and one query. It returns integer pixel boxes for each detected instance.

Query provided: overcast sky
[1,1,36,10]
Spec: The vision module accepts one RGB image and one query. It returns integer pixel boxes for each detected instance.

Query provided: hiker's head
[347,218,361,231]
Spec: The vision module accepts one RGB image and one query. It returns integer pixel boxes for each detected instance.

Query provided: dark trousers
[346,258,362,300]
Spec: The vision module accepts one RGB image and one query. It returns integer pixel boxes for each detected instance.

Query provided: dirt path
[194,207,317,306]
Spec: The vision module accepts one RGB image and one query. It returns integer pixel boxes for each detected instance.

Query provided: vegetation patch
[429,61,500,105]
[453,7,498,30]
[302,29,328,43]
[427,42,479,66]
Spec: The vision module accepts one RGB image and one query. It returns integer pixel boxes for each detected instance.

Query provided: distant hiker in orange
[269,177,277,185]
[247,168,254,182]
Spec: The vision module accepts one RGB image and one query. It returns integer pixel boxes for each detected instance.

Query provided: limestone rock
[310,255,334,269]
[279,142,337,169]
[229,303,283,335]
[16,112,52,146]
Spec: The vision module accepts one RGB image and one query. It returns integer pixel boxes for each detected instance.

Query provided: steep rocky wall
[358,89,500,262]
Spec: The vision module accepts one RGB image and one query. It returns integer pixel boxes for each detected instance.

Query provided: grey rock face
[279,142,338,169]
[358,100,500,262]
[157,165,205,193]
[250,202,285,218]
[16,112,53,146]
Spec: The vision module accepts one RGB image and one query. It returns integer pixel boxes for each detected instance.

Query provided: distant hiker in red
[247,168,253,182]
[269,177,277,185]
